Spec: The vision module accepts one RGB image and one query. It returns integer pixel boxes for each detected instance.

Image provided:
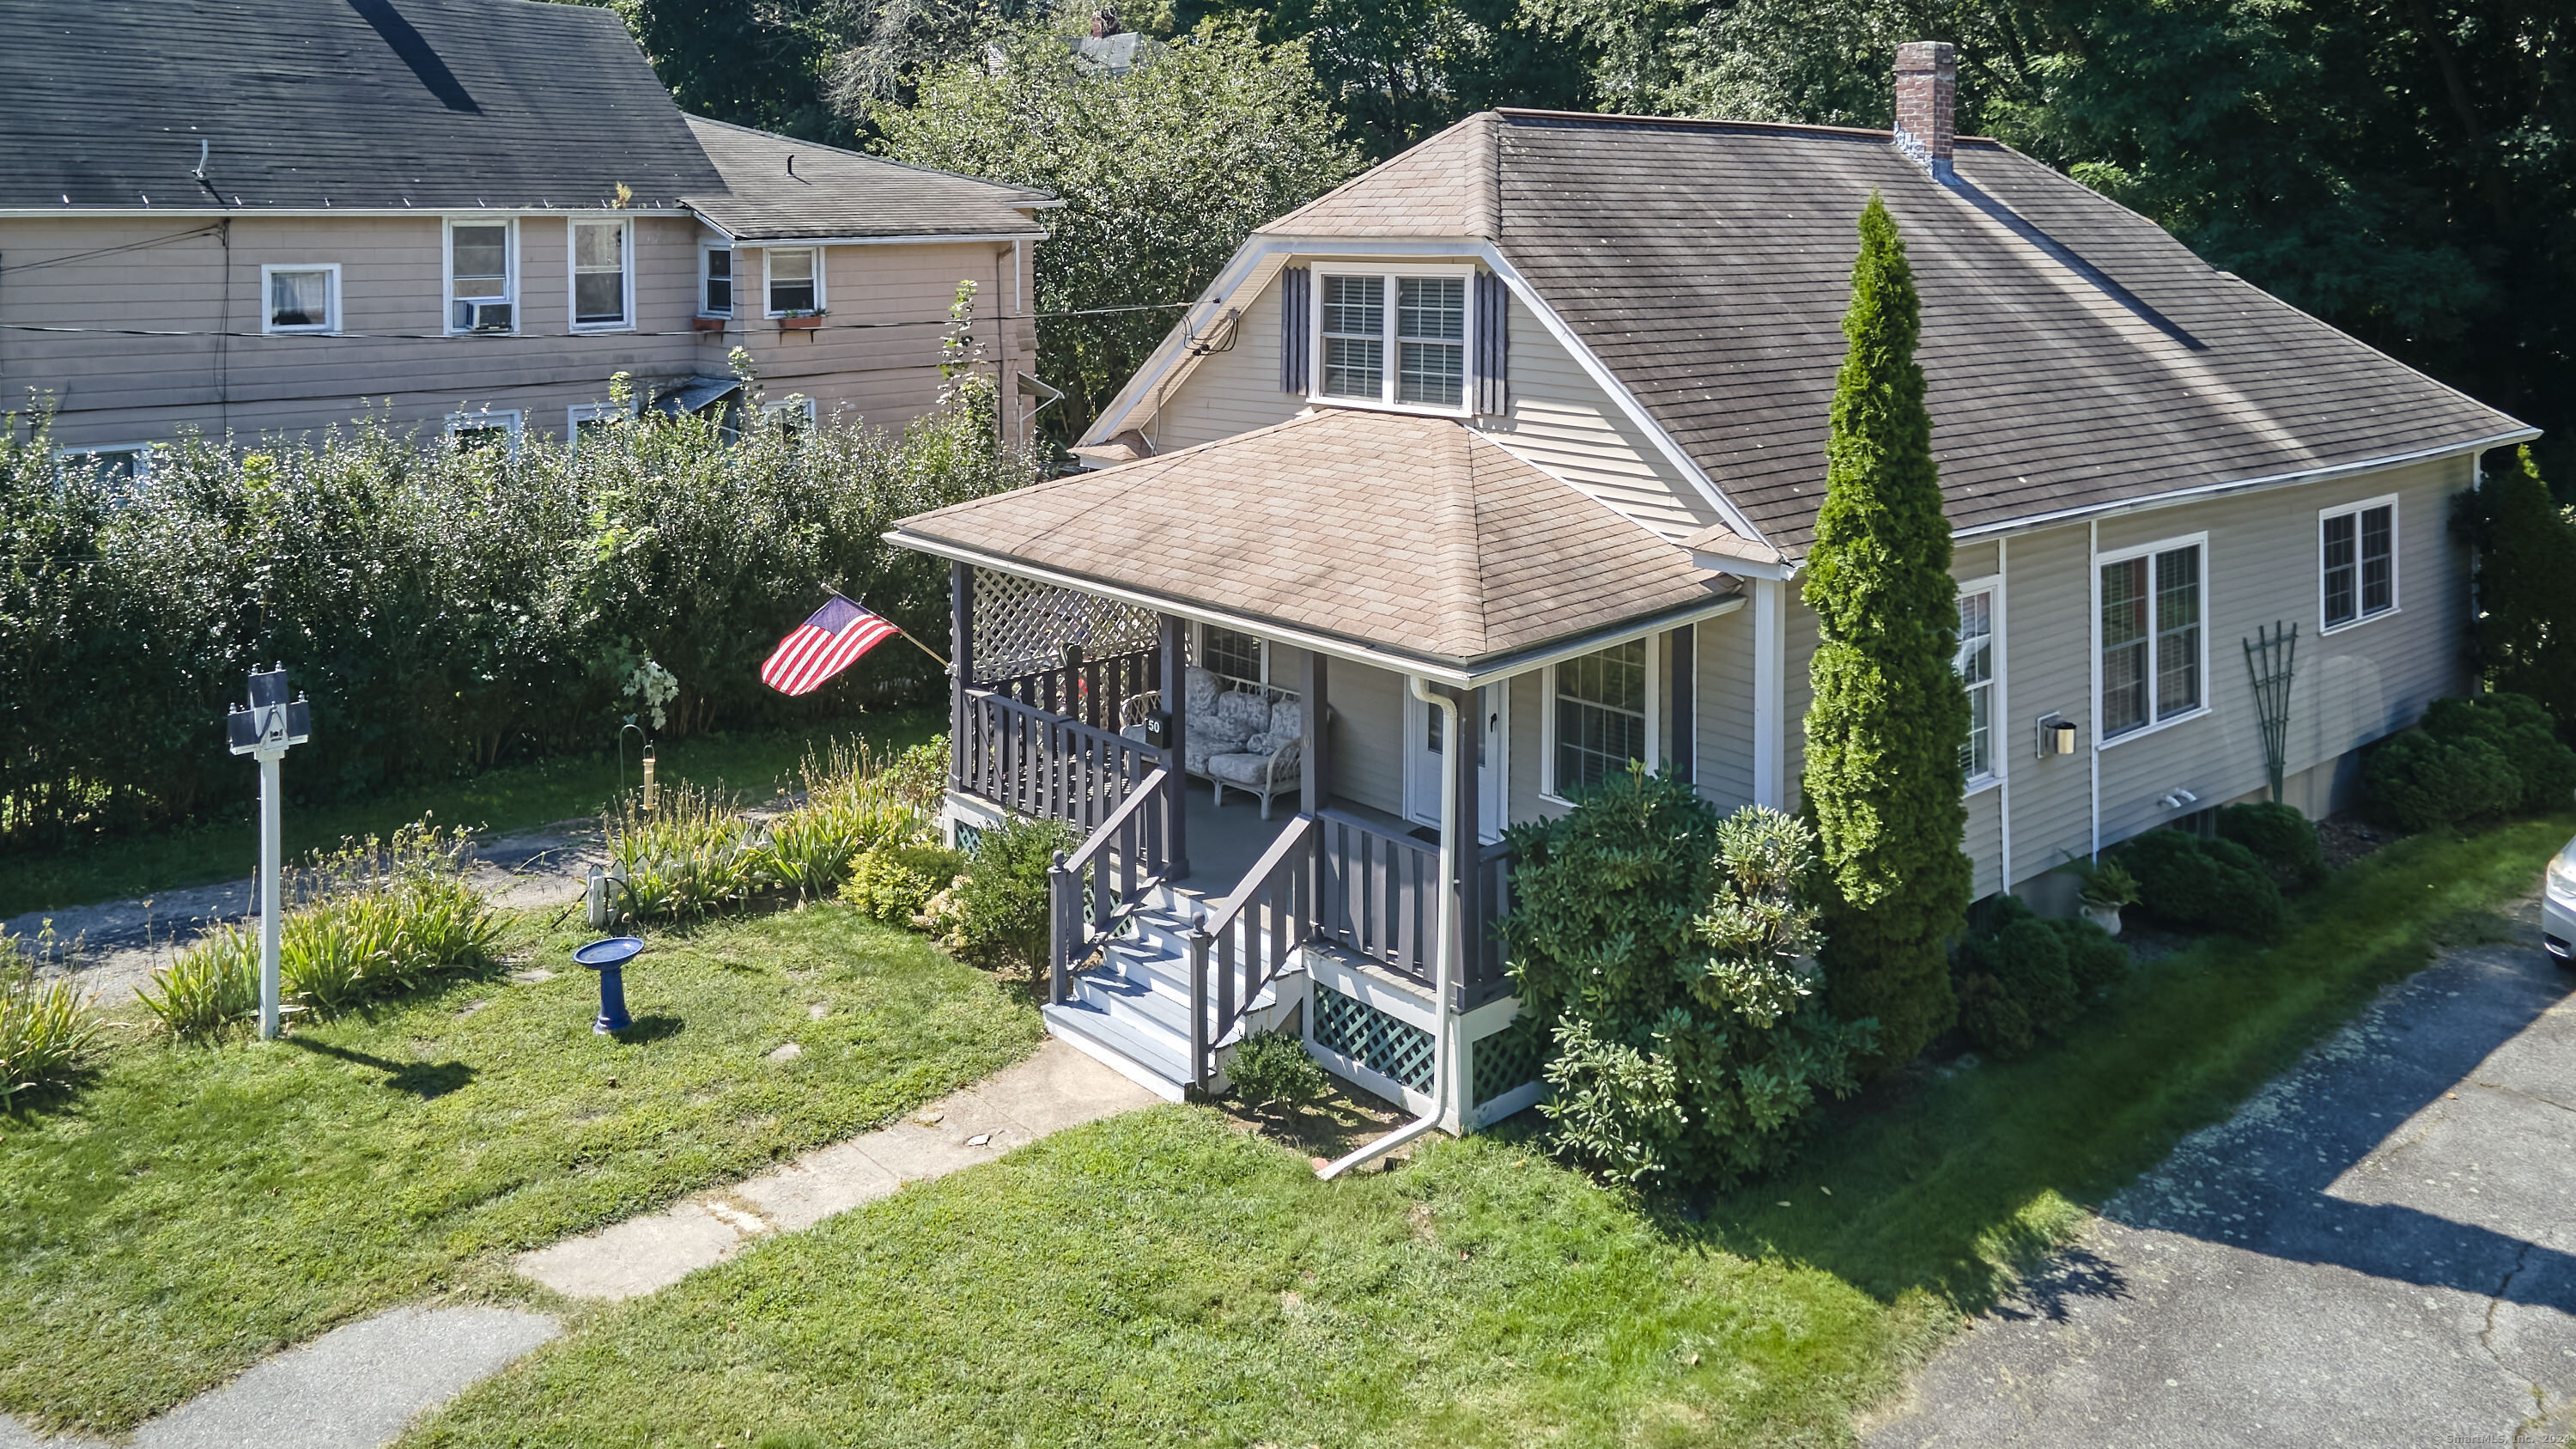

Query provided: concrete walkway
[1868,898,2576,1448]
[0,1306,559,1449]
[517,1036,1158,1298]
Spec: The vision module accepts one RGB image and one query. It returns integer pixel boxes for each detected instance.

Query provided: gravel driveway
[1868,896,2576,1448]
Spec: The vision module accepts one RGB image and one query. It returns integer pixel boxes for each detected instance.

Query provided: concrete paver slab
[1868,904,2576,1449]
[960,1036,1164,1135]
[513,1199,749,1301]
[733,1138,904,1232]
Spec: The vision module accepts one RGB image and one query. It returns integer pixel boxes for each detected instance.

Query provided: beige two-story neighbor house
[1,0,1053,474]
[883,46,2537,1138]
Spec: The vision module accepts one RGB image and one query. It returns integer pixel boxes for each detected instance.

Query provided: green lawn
[0,708,941,919]
[0,902,1041,1436]
[400,818,2571,1449]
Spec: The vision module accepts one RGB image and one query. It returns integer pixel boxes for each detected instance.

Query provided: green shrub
[2461,447,2576,727]
[841,843,967,925]
[1226,1030,1328,1117]
[924,815,1082,972]
[2365,730,2521,833]
[1505,775,1874,1187]
[136,927,261,1041]
[2112,829,2287,943]
[0,953,102,1106]
[2044,916,2130,995]
[2217,801,2325,886]
[1953,971,2034,1058]
[2422,693,2576,812]
[1952,899,2081,1057]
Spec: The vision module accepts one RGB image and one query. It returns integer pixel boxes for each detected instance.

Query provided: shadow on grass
[611,1014,686,1044]
[1642,818,2576,1319]
[283,1036,477,1099]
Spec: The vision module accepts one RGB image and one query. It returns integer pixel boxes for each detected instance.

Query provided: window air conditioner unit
[454,300,513,332]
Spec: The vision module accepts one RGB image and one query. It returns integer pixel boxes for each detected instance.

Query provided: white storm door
[1404,685,1504,843]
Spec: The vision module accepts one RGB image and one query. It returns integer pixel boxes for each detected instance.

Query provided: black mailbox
[1143,709,1172,751]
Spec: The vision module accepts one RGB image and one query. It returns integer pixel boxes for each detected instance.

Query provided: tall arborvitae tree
[2465,445,2576,731]
[1801,192,1972,1075]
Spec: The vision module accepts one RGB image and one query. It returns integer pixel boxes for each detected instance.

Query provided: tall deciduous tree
[871,19,1358,437]
[1801,193,1972,1075]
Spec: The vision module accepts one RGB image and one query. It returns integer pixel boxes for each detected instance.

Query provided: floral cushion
[1191,713,1253,752]
[1266,698,1303,741]
[1214,690,1272,734]
[1206,744,1297,787]
[1182,666,1223,715]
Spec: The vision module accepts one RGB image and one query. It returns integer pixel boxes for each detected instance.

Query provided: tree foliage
[2461,447,2576,724]
[1504,770,1874,1188]
[871,18,1359,436]
[1801,194,1972,1076]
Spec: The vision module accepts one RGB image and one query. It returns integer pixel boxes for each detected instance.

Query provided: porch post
[950,561,973,795]
[1299,649,1327,818]
[1159,612,1189,880]
[1445,681,1480,1017]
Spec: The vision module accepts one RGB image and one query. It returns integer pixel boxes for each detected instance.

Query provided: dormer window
[1310,266,1475,413]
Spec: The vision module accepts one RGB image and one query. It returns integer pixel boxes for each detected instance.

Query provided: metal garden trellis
[2244,622,2299,803]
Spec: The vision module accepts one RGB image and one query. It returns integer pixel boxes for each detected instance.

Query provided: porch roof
[890,409,1736,673]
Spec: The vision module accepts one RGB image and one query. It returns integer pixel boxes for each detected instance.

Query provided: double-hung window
[1549,637,1653,799]
[261,264,338,334]
[447,220,514,333]
[446,409,523,458]
[700,244,733,318]
[571,220,631,330]
[1314,269,1471,411]
[1956,582,1997,782]
[1198,625,1265,691]
[2320,496,2396,630]
[766,247,820,315]
[2099,536,2205,740]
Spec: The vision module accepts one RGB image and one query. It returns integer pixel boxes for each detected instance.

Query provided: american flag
[760,596,900,697]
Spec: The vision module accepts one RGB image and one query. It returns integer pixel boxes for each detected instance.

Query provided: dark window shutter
[1279,265,1311,393]
[1473,271,1509,415]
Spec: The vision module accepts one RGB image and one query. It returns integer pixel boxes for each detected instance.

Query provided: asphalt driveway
[1868,895,2576,1448]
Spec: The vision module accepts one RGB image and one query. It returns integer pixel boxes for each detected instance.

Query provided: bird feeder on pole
[226,665,312,1042]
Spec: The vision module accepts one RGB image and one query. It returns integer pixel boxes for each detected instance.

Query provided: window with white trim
[2320,496,2396,630]
[567,403,626,454]
[446,409,523,458]
[766,247,821,315]
[571,220,631,329]
[1550,637,1652,798]
[1956,585,1996,781]
[700,243,733,318]
[2100,538,2203,740]
[1197,625,1264,691]
[261,264,338,333]
[760,396,817,435]
[1314,269,1472,411]
[446,220,514,333]
[55,443,156,490]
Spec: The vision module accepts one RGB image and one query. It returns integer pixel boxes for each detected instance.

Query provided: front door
[1405,685,1504,843]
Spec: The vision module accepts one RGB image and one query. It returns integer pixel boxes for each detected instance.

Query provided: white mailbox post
[226,666,311,1042]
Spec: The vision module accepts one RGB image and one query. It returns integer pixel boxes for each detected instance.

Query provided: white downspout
[1318,673,1457,1180]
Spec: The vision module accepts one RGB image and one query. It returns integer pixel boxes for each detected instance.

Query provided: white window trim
[1193,620,1269,691]
[2317,492,2401,635]
[568,216,636,333]
[2093,530,2210,749]
[698,240,735,320]
[54,442,159,486]
[1957,572,2004,795]
[761,395,818,427]
[441,216,518,336]
[566,402,630,454]
[762,246,827,319]
[446,408,524,459]
[1538,631,1662,806]
[1309,264,1478,418]
[258,262,341,335]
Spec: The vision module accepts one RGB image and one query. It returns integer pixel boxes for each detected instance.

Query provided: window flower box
[693,316,728,332]
[778,311,825,330]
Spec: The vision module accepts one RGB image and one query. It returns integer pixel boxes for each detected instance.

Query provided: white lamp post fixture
[226,665,312,1042]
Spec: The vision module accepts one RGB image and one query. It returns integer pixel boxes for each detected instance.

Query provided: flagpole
[826,588,951,671]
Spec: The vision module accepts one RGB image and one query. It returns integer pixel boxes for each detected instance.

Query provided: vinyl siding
[1327,659,1406,817]
[2,215,1019,448]
[730,238,1030,435]
[1693,600,1759,810]
[1992,521,2094,889]
[1148,263,1304,453]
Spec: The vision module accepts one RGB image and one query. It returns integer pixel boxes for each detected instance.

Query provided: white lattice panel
[972,572,1159,684]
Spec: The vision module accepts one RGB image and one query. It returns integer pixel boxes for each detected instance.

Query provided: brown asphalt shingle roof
[1263,111,2532,556]
[681,116,1049,241]
[892,410,1734,669]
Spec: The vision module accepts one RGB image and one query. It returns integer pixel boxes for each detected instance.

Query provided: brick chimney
[1893,41,1956,174]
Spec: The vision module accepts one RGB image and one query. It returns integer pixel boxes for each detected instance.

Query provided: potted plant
[2073,857,2139,935]
[778,308,825,331]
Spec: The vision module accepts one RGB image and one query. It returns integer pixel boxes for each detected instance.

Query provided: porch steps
[1039,901,1296,1103]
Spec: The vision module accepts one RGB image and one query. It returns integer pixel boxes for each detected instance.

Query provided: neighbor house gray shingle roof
[892,409,1735,670]
[0,0,720,210]
[1258,111,2533,555]
[679,117,1049,241]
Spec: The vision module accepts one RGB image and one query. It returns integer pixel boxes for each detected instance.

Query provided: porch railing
[983,646,1157,735]
[958,689,1158,828]
[1187,813,1315,1087]
[1047,765,1174,1003]
[1471,838,1516,1007]
[1313,808,1443,988]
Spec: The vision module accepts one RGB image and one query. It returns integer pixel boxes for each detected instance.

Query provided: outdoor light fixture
[2035,714,2077,759]
[572,935,641,1033]
[226,664,313,1043]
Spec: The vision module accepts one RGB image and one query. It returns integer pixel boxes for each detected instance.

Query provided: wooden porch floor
[1165,777,1423,904]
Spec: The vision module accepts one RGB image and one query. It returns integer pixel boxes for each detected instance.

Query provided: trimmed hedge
[2112,829,2287,943]
[2217,801,2325,887]
[2365,692,2576,833]
[1952,895,2128,1058]
[1,386,1034,849]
